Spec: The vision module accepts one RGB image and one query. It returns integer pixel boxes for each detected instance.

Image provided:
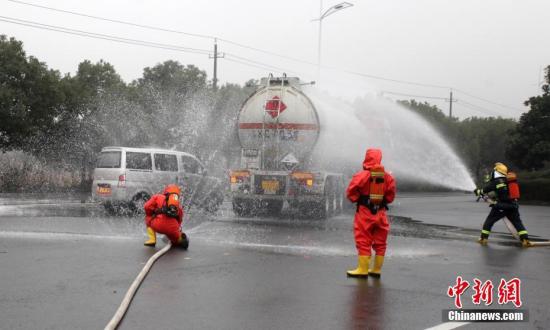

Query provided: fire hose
[104,242,172,330]
[104,172,209,329]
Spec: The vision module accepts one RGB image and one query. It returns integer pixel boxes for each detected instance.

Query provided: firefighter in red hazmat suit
[346,148,396,278]
[143,184,189,249]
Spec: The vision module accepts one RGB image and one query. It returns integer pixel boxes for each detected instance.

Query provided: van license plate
[261,180,279,194]
[97,186,112,195]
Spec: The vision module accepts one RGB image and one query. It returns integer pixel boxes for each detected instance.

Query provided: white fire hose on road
[104,242,172,330]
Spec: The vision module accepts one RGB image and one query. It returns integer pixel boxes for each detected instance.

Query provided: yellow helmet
[494,162,508,175]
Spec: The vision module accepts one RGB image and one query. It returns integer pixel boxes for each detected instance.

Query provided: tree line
[0,35,255,191]
[1,34,549,194]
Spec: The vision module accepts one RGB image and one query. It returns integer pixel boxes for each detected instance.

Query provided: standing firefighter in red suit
[346,148,396,278]
[143,184,189,249]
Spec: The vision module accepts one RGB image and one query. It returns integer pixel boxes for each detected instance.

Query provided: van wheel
[131,193,150,214]
[266,200,284,216]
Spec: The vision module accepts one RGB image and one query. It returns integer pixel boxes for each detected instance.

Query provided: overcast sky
[1,0,549,118]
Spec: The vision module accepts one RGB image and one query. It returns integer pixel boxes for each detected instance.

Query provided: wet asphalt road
[0,193,549,330]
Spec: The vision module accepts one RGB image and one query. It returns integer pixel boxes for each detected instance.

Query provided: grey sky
[1,0,549,118]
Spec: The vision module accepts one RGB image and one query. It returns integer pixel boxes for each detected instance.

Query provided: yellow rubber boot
[144,227,156,247]
[347,255,370,278]
[175,232,189,250]
[369,255,385,278]
[521,239,533,248]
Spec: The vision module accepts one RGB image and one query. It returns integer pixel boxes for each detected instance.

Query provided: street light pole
[317,0,323,80]
[314,1,354,83]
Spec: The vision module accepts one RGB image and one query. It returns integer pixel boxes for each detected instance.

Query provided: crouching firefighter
[143,184,189,249]
[346,148,396,278]
[474,162,531,247]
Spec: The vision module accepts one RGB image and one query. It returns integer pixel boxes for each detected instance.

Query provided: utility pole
[317,0,323,82]
[209,38,224,90]
[449,89,453,118]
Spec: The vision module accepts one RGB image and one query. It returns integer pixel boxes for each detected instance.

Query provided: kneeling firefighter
[346,148,396,278]
[474,162,531,247]
[143,184,189,249]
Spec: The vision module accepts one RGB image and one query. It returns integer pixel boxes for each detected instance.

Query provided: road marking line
[424,322,470,330]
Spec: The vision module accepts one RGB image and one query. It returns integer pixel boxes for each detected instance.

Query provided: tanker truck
[229,74,344,218]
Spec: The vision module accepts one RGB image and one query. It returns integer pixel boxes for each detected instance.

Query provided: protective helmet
[163,184,181,195]
[494,162,508,175]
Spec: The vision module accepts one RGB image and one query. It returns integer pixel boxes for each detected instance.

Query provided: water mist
[305,87,476,191]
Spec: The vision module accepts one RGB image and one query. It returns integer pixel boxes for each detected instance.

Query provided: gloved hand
[165,205,178,218]
[154,206,167,215]
[474,188,482,197]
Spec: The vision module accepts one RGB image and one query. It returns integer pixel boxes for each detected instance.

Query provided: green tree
[455,117,517,178]
[506,65,550,170]
[0,35,66,149]
[398,99,458,138]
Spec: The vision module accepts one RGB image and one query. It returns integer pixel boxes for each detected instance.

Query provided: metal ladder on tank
[262,73,287,171]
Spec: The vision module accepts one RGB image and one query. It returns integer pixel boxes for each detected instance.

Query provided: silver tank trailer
[238,76,319,170]
[230,76,343,218]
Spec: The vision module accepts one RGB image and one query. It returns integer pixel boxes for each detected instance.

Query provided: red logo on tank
[265,96,287,118]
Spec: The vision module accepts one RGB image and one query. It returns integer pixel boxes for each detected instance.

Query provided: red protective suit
[346,149,396,256]
[144,194,184,244]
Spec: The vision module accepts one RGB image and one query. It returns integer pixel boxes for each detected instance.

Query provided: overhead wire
[456,99,503,117]
[224,53,301,75]
[3,0,524,114]
[453,88,524,112]
[0,15,305,79]
[0,15,212,55]
[5,0,216,41]
[382,90,509,117]
[381,91,448,100]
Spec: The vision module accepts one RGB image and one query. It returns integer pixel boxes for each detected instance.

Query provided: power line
[3,0,525,113]
[339,68,451,89]
[456,99,502,117]
[5,0,216,41]
[225,53,299,75]
[0,15,211,55]
[224,57,289,74]
[381,91,448,100]
[383,90,507,117]
[453,88,524,112]
[6,0,317,66]
[0,15,306,79]
[219,38,317,67]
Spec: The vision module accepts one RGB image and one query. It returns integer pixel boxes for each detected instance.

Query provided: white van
[91,146,224,214]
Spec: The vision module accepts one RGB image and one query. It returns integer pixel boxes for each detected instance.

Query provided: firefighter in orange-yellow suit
[346,148,396,278]
[143,184,189,249]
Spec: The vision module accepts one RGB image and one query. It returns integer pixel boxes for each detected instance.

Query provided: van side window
[97,151,121,168]
[126,152,152,170]
[181,155,201,174]
[154,154,178,172]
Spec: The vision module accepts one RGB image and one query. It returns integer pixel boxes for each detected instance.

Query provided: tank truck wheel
[334,182,344,215]
[313,190,333,219]
[232,199,253,217]
[266,200,284,216]
[103,202,117,216]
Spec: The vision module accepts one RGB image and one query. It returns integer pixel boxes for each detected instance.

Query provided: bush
[0,150,82,193]
[518,177,550,203]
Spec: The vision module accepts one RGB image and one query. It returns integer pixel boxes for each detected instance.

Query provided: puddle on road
[1,199,543,255]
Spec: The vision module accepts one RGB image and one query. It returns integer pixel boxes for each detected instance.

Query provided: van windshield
[97,151,121,168]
